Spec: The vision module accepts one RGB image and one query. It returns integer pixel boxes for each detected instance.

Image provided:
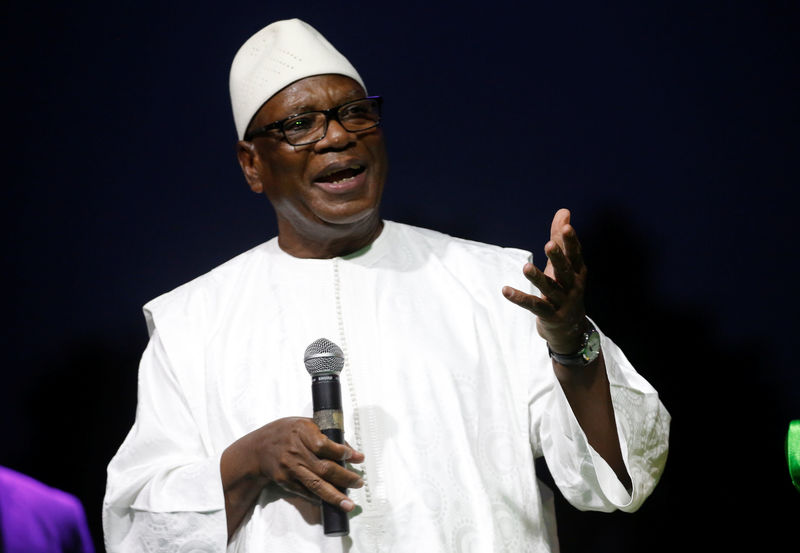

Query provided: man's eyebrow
[282,103,314,115]
[283,92,365,115]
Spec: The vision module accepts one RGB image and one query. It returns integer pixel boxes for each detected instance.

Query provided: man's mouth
[316,164,366,184]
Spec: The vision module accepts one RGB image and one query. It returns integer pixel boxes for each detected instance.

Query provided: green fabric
[787,420,800,492]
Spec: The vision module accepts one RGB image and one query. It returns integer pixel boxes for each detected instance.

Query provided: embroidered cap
[229,18,366,140]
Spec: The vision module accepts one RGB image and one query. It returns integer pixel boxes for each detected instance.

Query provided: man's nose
[315,118,355,149]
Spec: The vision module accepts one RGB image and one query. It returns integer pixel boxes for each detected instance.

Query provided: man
[103,18,669,552]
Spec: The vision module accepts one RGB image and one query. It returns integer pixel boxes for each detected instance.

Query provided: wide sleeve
[102,329,227,553]
[530,320,670,513]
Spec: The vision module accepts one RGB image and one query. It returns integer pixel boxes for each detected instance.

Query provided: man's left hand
[502,208,589,354]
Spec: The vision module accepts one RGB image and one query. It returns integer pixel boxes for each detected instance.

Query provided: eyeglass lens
[282,98,380,145]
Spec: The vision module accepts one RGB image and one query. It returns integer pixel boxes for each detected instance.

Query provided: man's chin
[314,201,381,228]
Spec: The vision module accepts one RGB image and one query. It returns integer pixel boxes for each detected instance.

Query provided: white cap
[229,19,366,140]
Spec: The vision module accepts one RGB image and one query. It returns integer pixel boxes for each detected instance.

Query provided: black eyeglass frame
[244,96,383,145]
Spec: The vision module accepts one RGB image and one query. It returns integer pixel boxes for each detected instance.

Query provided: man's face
[239,74,388,251]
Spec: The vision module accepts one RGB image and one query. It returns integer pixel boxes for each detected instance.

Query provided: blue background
[2,1,798,550]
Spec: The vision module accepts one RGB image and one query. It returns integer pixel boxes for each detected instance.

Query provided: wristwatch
[547,321,601,368]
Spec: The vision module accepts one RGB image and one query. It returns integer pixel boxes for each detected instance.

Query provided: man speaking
[103,18,669,552]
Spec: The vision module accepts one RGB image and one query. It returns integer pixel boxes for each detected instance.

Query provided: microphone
[304,338,349,537]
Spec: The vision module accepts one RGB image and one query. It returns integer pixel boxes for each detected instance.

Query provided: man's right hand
[220,416,364,540]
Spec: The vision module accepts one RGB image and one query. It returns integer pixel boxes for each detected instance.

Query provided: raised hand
[502,208,589,354]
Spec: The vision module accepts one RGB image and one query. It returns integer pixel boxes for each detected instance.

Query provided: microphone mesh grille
[304,338,344,376]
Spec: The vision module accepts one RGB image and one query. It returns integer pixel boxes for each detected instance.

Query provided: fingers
[561,223,584,273]
[549,208,584,269]
[523,261,566,305]
[295,426,364,496]
[502,285,557,318]
[548,208,572,263]
[504,208,588,347]
[291,460,362,511]
[277,479,322,504]
[549,208,571,240]
[302,436,364,490]
[311,433,364,464]
[256,417,364,510]
[544,242,575,291]
[503,207,586,315]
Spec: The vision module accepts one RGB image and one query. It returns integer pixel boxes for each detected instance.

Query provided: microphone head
[304,338,344,376]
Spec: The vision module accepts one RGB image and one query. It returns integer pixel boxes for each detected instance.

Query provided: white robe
[103,221,670,553]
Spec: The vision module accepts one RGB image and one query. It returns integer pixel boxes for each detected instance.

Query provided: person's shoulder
[0,467,92,550]
[0,466,85,519]
[386,221,533,302]
[390,221,531,268]
[142,239,277,331]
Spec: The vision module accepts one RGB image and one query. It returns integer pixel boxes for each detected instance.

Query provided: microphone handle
[311,376,349,537]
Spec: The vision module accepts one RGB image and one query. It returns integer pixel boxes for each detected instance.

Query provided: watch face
[582,330,601,361]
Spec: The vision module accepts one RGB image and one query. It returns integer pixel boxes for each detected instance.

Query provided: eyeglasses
[244,96,383,146]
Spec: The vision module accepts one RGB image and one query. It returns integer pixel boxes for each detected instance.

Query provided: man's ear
[236,140,264,194]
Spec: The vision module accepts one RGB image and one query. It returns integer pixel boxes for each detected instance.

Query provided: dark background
[2,1,798,551]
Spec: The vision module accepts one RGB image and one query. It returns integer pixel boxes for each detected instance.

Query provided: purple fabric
[0,466,94,553]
